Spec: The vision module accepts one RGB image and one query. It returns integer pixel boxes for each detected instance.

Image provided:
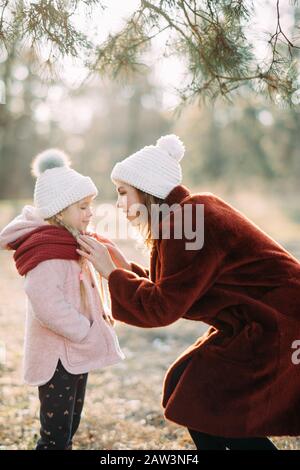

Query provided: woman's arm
[24,259,91,343]
[78,203,225,328]
[107,213,224,328]
[130,261,150,278]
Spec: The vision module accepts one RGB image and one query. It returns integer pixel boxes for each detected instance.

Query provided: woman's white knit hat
[111,134,185,199]
[31,149,98,219]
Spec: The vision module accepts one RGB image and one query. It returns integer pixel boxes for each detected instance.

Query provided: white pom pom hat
[111,134,185,199]
[32,148,98,219]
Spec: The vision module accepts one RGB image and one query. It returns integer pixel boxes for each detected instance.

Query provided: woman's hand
[88,234,131,271]
[77,235,117,279]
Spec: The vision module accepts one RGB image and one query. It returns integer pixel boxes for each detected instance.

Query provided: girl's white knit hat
[32,149,98,219]
[111,134,185,199]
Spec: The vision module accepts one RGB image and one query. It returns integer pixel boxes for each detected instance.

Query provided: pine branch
[0,0,299,106]
[269,0,300,59]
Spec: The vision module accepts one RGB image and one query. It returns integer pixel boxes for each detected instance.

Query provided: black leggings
[36,359,88,450]
[188,428,278,450]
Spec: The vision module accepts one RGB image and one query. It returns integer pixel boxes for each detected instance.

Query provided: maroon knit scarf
[8,225,80,276]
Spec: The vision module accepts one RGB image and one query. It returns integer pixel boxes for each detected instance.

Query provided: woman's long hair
[135,190,165,251]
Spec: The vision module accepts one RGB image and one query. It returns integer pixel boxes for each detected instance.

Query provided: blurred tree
[0,35,62,198]
[0,43,171,200]
[175,93,300,191]
[67,72,171,198]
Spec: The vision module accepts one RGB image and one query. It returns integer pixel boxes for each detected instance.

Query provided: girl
[77,134,300,450]
[0,149,124,450]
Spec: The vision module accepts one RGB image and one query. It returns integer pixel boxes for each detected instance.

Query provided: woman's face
[113,180,146,225]
[58,195,95,233]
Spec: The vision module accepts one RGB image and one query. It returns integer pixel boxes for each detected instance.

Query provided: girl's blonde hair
[46,213,81,239]
[45,212,89,310]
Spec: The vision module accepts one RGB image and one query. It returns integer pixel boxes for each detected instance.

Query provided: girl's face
[113,180,145,225]
[57,196,95,233]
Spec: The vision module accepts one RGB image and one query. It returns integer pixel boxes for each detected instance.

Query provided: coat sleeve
[130,261,150,278]
[108,208,225,328]
[24,259,91,343]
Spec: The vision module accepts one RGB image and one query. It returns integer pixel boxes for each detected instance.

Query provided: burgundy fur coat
[108,184,300,437]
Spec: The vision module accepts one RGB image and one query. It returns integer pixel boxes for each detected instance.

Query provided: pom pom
[31,149,71,177]
[156,134,185,162]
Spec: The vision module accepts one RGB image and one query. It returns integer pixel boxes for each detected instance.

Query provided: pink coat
[0,206,125,386]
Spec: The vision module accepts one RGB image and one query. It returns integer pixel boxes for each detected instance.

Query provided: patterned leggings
[36,360,88,450]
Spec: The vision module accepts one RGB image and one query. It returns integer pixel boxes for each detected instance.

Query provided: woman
[77,134,300,450]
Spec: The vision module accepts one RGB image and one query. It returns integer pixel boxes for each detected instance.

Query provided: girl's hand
[89,234,131,271]
[77,235,117,279]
